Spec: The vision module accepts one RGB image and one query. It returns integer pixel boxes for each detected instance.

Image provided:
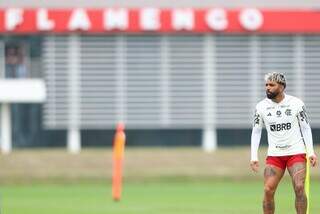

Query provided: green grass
[1,180,320,214]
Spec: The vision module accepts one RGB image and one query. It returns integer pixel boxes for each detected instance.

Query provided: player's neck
[272,93,285,103]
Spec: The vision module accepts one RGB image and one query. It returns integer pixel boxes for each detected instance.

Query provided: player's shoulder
[255,98,270,110]
[286,94,304,106]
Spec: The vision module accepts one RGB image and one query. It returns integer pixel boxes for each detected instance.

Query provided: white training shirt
[251,94,315,161]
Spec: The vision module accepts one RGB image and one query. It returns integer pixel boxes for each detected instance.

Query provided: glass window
[2,35,42,79]
[5,42,29,78]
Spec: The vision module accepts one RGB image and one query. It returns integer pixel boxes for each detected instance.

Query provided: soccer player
[250,72,318,214]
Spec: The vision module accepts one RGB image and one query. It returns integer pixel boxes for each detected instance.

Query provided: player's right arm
[250,106,263,172]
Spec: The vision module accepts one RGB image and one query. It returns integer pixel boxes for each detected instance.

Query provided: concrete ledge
[0,79,46,103]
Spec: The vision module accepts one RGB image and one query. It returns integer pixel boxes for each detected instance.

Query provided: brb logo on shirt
[270,123,292,131]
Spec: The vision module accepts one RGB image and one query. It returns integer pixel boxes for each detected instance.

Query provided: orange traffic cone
[112,123,126,201]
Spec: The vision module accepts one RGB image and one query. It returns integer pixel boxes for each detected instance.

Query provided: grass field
[1,180,320,214]
[0,147,319,213]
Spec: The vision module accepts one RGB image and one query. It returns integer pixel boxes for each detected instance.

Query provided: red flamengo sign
[0,8,320,33]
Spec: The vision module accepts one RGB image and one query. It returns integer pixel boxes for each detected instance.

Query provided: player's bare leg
[263,165,285,214]
[288,162,307,214]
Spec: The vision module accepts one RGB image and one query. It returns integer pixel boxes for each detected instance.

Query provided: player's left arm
[297,104,318,167]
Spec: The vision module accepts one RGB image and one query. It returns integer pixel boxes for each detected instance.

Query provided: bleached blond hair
[264,72,286,88]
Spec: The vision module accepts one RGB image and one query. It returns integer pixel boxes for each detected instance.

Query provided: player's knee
[264,185,276,197]
[294,183,305,195]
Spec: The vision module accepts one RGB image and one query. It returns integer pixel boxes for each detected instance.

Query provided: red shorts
[266,153,306,170]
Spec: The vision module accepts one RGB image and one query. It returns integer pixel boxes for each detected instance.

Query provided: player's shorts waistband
[266,153,306,170]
